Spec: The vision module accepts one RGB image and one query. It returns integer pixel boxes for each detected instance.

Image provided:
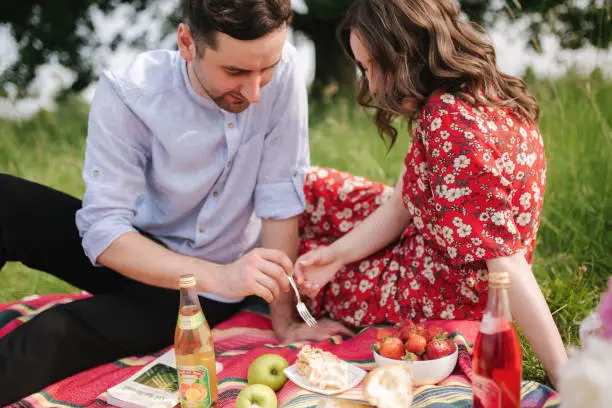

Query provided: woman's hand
[294,246,345,298]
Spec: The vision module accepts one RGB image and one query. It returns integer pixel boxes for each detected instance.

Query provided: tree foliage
[0,0,610,99]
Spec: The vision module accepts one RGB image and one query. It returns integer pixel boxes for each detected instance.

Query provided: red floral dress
[299,91,546,329]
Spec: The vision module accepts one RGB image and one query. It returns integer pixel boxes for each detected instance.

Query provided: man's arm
[260,217,300,339]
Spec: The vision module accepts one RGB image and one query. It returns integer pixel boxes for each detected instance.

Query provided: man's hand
[294,246,345,298]
[275,318,355,344]
[209,248,293,303]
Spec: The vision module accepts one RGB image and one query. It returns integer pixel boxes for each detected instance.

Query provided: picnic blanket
[0,294,561,408]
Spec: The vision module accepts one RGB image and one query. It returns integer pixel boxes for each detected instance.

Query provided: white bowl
[372,347,458,386]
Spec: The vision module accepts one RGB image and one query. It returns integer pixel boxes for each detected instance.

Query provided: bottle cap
[488,271,511,288]
[179,274,197,288]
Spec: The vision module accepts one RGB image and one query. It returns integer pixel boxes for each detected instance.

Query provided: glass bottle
[472,271,522,408]
[175,274,218,407]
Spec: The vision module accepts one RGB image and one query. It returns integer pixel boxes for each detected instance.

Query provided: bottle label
[178,312,205,330]
[178,365,212,408]
[479,312,501,335]
[473,374,501,408]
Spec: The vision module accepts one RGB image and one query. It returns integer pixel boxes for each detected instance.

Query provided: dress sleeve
[417,96,524,265]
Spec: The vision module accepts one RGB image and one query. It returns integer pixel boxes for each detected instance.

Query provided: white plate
[283,362,367,395]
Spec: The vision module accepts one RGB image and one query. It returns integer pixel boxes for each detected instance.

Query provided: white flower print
[465,254,474,263]
[517,212,532,226]
[447,246,458,259]
[344,280,352,290]
[491,211,506,225]
[423,304,434,318]
[417,178,426,192]
[410,280,420,290]
[414,216,424,229]
[506,117,514,127]
[354,309,365,323]
[495,237,505,245]
[520,127,527,137]
[339,220,353,232]
[359,279,373,293]
[446,188,465,202]
[452,216,464,227]
[443,226,454,243]
[520,192,532,209]
[444,174,455,184]
[389,261,400,271]
[431,117,442,131]
[443,141,453,153]
[441,304,456,319]
[440,130,450,140]
[422,269,435,284]
[507,220,517,234]
[479,212,490,222]
[454,155,470,169]
[458,223,473,238]
[441,93,455,104]
[472,237,483,246]
[487,121,498,131]
[366,267,380,279]
[476,247,486,258]
[331,283,340,296]
[464,131,475,139]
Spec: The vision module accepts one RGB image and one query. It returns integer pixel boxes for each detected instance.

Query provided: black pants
[0,174,243,405]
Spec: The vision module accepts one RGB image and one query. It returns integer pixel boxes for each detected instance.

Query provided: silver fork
[286,274,318,327]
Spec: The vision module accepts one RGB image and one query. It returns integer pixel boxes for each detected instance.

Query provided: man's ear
[177,23,195,62]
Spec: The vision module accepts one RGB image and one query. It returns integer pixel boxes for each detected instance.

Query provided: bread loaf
[361,363,413,408]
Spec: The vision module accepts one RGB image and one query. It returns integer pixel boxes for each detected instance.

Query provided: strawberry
[378,336,405,360]
[376,327,396,342]
[424,327,448,342]
[404,334,427,355]
[397,321,425,341]
[425,336,456,360]
[402,351,421,362]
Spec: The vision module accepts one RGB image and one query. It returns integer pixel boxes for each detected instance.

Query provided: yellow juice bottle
[175,274,218,407]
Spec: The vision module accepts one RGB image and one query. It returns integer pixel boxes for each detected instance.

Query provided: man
[0,0,351,404]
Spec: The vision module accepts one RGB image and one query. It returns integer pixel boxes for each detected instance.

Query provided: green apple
[235,384,277,408]
[247,354,289,391]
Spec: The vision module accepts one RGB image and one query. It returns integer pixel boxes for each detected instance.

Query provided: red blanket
[1,294,560,407]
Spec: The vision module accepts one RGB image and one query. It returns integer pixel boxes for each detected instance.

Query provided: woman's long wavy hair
[337,0,540,147]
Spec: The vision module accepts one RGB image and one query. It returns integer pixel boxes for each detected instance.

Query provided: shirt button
[93,170,100,177]
[227,160,232,168]
[199,226,205,233]
[228,122,235,129]
[292,171,298,177]
[212,191,219,197]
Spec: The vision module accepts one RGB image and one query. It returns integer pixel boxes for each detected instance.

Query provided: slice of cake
[296,345,349,390]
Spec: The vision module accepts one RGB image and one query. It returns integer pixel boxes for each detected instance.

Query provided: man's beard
[210,91,250,114]
[190,62,250,114]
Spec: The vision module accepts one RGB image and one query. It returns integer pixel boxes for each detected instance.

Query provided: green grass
[1,73,611,385]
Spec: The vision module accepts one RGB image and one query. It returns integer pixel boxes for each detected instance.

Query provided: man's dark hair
[184,0,292,52]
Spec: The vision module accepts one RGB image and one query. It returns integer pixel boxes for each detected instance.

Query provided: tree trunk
[292,12,357,101]
[308,22,357,101]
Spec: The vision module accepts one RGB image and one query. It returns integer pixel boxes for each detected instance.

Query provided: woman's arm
[331,170,412,265]
[487,253,568,387]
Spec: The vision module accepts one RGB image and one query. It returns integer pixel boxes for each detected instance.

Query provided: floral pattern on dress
[299,91,546,329]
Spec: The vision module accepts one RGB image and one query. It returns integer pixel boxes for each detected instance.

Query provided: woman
[294,0,567,385]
